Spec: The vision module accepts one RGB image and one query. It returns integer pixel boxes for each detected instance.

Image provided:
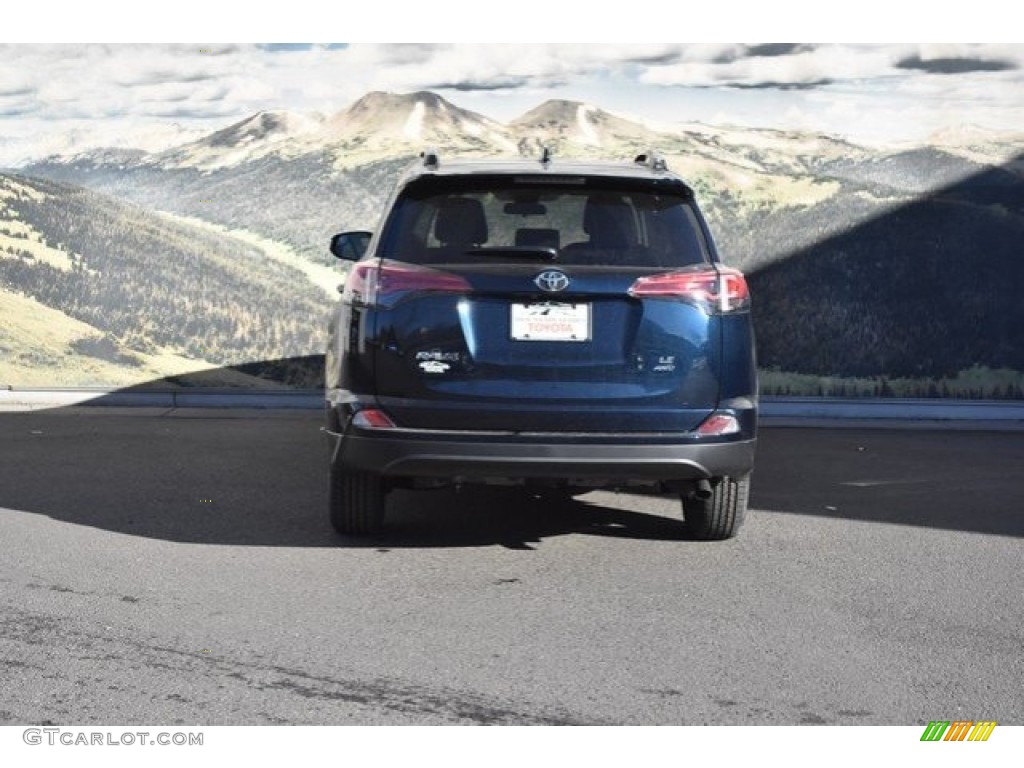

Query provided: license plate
[510,302,590,342]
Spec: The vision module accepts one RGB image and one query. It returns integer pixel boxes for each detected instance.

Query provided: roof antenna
[421,148,439,169]
[540,146,552,166]
[634,150,667,172]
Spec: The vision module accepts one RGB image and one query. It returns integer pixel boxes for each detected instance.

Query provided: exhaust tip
[693,479,713,500]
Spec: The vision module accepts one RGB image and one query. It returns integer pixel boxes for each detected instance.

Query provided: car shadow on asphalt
[0,406,699,548]
[3,406,1023,548]
[346,487,695,550]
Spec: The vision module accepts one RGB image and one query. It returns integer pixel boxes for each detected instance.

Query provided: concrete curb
[2,388,1023,426]
[758,396,1024,423]
[0,388,321,410]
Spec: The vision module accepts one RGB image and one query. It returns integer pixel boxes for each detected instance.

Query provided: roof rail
[421,148,439,169]
[634,150,667,172]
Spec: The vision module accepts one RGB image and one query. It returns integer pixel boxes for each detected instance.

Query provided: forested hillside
[28,153,410,261]
[749,154,1024,396]
[0,173,333,387]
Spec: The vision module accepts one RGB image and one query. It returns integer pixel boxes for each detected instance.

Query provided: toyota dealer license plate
[510,302,591,342]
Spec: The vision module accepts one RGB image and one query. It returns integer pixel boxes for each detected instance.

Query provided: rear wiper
[465,246,559,260]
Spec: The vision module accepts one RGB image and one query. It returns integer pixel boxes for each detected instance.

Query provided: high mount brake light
[342,262,471,308]
[628,267,750,313]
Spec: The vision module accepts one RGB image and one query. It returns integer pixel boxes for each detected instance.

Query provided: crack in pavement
[0,605,588,725]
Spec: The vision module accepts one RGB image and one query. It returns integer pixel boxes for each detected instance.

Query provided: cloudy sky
[2,39,1023,166]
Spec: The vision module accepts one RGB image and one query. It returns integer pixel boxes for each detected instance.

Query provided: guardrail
[2,387,1023,425]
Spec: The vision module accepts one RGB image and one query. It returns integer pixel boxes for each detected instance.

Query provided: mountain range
[25,91,1023,267]
[6,90,1024,394]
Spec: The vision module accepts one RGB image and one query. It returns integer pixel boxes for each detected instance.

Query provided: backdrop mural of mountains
[2,59,1023,396]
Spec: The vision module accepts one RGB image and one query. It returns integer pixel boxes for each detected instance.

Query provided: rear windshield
[378,175,711,268]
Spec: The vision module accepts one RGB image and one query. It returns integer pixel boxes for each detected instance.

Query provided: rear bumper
[325,427,756,483]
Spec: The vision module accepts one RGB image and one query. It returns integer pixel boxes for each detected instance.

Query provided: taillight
[341,262,378,305]
[342,261,470,308]
[629,267,750,313]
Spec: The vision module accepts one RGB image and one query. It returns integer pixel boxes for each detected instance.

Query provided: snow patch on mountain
[576,105,601,147]
[404,101,426,140]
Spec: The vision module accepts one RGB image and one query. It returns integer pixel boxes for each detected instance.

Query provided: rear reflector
[695,412,741,436]
[629,267,750,313]
[352,409,397,429]
[343,260,471,308]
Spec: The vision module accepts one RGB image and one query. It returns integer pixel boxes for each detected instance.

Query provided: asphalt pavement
[1,409,1021,725]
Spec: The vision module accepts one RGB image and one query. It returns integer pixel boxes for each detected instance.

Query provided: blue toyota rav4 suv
[326,151,757,539]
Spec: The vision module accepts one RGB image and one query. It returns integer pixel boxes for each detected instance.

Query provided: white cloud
[0,42,1023,166]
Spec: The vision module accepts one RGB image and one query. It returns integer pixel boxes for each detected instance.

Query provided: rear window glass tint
[379,176,710,268]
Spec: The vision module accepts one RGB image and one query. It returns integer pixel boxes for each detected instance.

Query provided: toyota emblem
[534,270,570,292]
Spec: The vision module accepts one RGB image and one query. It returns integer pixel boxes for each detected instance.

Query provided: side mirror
[330,231,372,261]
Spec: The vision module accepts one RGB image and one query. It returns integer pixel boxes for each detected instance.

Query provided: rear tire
[329,463,386,536]
[682,475,750,540]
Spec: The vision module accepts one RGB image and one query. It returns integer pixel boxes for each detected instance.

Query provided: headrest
[434,197,488,246]
[515,228,560,250]
[583,195,635,249]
